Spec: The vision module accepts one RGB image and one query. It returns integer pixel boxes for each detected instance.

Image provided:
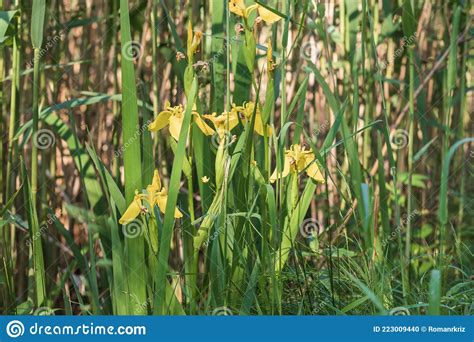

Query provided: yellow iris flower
[232,102,272,136]
[119,170,182,225]
[148,101,214,140]
[229,0,281,24]
[270,144,325,183]
[203,111,239,138]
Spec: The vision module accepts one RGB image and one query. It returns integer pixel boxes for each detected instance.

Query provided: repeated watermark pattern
[300,40,321,63]
[377,33,417,71]
[122,41,143,61]
[313,120,330,138]
[136,297,152,314]
[33,129,56,150]
[26,28,68,69]
[114,121,151,158]
[300,218,324,238]
[26,212,59,247]
[389,306,411,315]
[198,26,243,70]
[122,219,144,239]
[390,128,409,150]
[311,300,328,314]
[204,216,234,247]
[211,306,233,316]
[381,209,420,247]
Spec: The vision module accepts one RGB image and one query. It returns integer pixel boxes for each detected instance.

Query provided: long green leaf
[120,0,146,315]
[428,270,441,315]
[0,10,19,44]
[21,159,46,306]
[31,0,46,49]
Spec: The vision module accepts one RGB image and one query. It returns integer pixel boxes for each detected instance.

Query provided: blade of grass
[28,0,46,307]
[402,0,417,274]
[120,0,146,315]
[428,269,441,315]
[21,159,46,306]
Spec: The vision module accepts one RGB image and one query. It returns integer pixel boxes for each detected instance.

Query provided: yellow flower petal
[225,111,241,131]
[305,159,325,183]
[156,193,183,219]
[155,195,166,214]
[232,102,271,136]
[119,194,142,224]
[223,115,239,131]
[270,154,292,183]
[253,113,272,136]
[257,5,282,24]
[204,112,239,138]
[146,187,157,207]
[220,111,239,132]
[149,169,161,193]
[201,176,210,183]
[193,113,215,136]
[296,153,307,172]
[148,110,172,132]
[202,113,217,121]
[232,103,245,114]
[229,0,246,16]
[174,208,183,218]
[169,115,184,141]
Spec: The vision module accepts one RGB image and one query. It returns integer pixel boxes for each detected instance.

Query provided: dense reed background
[0,0,472,315]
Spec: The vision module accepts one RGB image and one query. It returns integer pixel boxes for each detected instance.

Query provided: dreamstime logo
[114,121,151,158]
[313,120,330,137]
[312,300,327,314]
[26,212,59,247]
[205,31,241,69]
[33,129,56,150]
[26,28,67,69]
[122,219,144,238]
[122,41,142,61]
[204,216,233,247]
[389,306,410,315]
[377,32,417,72]
[300,218,323,238]
[136,297,152,313]
[212,306,233,316]
[300,40,321,62]
[381,209,420,247]
[390,129,409,150]
[6,320,25,338]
